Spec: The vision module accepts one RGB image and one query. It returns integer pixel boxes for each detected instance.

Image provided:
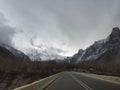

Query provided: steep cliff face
[71,27,120,63]
[96,27,120,62]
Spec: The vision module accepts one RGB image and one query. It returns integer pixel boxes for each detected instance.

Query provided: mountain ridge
[0,44,30,61]
[69,27,120,63]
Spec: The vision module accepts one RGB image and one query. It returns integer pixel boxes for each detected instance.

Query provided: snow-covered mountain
[25,46,65,61]
[0,43,65,61]
[20,36,66,61]
[70,27,120,63]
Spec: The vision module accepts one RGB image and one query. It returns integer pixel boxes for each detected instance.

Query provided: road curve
[45,72,120,90]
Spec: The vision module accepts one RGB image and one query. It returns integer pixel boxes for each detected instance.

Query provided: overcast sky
[0,0,120,56]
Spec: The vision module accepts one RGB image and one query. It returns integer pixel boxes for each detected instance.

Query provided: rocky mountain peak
[110,27,120,37]
[109,27,120,44]
[69,27,120,63]
[112,27,120,33]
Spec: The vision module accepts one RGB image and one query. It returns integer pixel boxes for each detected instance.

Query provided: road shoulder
[73,72,120,84]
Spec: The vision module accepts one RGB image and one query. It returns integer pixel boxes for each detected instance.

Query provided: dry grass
[13,72,62,90]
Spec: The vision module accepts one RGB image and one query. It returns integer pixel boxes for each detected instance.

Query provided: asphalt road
[45,72,120,90]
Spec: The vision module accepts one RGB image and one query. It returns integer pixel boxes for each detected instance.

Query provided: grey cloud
[0,12,15,46]
[30,36,66,55]
[0,0,120,55]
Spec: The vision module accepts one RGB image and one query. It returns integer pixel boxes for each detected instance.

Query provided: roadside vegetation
[0,57,120,90]
[76,61,120,76]
[0,59,74,90]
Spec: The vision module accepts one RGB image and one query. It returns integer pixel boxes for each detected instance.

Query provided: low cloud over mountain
[0,12,15,46]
